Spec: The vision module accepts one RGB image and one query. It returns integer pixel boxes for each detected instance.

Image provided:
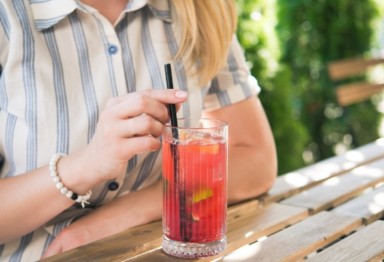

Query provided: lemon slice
[192,188,213,203]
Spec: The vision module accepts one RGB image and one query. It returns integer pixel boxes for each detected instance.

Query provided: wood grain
[328,57,384,80]
[280,158,384,213]
[306,220,384,262]
[226,211,362,262]
[333,185,384,224]
[336,82,384,106]
[263,139,384,203]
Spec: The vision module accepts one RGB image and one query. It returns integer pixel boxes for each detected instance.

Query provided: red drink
[162,118,228,258]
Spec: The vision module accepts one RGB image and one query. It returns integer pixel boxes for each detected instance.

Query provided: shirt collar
[30,0,172,31]
[146,0,172,23]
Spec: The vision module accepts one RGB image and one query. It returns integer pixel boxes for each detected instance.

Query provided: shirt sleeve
[203,35,261,111]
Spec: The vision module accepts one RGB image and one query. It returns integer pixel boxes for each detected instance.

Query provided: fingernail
[175,90,188,98]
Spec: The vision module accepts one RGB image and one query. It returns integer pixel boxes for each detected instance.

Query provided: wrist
[49,153,92,208]
[54,150,100,195]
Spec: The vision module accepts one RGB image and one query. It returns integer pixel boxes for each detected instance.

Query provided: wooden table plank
[222,203,308,255]
[223,211,362,262]
[227,199,260,221]
[127,203,308,261]
[280,159,384,213]
[263,138,384,203]
[306,220,384,262]
[332,185,384,224]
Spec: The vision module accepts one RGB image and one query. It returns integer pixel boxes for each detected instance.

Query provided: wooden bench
[328,56,384,106]
[41,139,384,261]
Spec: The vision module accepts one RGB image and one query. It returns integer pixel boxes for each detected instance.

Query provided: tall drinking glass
[162,118,228,258]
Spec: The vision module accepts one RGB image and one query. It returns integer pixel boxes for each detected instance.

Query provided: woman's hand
[64,89,188,191]
[41,180,163,259]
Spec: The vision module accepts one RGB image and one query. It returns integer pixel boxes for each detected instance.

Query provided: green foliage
[276,0,382,162]
[236,0,309,174]
[236,0,383,174]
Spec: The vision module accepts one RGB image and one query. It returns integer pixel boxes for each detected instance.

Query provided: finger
[112,114,165,138]
[141,89,188,102]
[105,94,168,123]
[100,94,168,128]
[106,89,187,119]
[141,89,187,117]
[106,89,188,108]
[121,136,162,156]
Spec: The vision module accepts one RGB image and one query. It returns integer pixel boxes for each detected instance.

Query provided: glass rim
[164,117,228,130]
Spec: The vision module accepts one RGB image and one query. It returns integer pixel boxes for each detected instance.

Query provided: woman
[0,0,277,260]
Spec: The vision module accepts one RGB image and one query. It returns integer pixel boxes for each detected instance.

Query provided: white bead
[66,191,73,198]
[52,176,60,183]
[49,153,92,208]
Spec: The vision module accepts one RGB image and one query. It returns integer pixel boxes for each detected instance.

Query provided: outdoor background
[236,0,384,175]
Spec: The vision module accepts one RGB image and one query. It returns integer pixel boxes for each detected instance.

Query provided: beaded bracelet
[49,153,92,208]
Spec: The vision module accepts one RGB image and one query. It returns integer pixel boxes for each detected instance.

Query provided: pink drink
[162,118,228,258]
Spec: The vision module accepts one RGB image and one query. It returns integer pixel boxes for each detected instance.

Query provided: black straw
[164,64,189,241]
[164,64,178,129]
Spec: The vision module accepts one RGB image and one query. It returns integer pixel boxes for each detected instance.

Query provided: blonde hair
[172,0,237,86]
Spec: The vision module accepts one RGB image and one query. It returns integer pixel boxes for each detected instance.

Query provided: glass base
[162,235,227,258]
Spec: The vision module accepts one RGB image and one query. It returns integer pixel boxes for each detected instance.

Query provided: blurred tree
[236,0,309,174]
[236,0,383,173]
[276,0,382,163]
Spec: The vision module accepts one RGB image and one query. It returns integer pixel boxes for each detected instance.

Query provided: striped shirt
[0,0,260,260]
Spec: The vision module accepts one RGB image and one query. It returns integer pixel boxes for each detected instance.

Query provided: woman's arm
[0,89,187,243]
[203,96,277,203]
[0,150,103,243]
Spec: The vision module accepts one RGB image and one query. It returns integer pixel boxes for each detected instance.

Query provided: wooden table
[42,139,384,261]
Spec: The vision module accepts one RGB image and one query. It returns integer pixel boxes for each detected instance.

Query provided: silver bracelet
[49,153,92,208]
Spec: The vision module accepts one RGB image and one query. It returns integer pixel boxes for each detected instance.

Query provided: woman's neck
[80,0,129,24]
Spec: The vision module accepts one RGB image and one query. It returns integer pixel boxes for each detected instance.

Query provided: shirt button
[108,44,118,55]
[108,181,119,191]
